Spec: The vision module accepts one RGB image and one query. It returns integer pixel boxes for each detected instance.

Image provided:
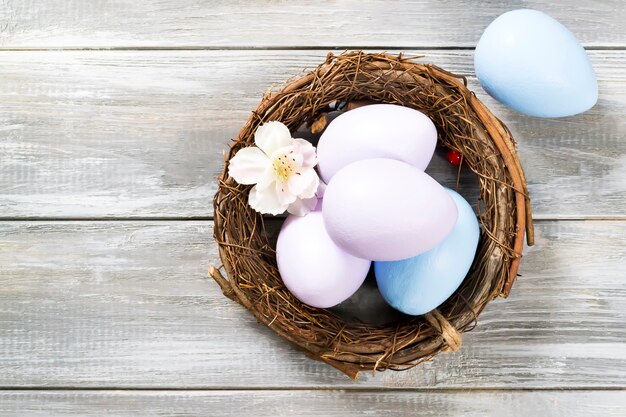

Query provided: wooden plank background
[0,0,624,48]
[1,1,625,415]
[2,391,626,417]
[1,220,625,389]
[1,50,624,219]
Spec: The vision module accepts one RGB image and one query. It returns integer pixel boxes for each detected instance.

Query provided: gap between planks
[0,46,623,52]
[0,217,624,222]
[0,387,624,392]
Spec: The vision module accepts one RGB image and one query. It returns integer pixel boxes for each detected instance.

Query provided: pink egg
[322,158,458,261]
[317,104,437,183]
[276,206,371,308]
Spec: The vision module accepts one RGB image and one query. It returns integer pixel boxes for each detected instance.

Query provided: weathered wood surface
[2,390,625,417]
[1,1,625,413]
[0,0,624,48]
[1,220,624,388]
[1,50,624,219]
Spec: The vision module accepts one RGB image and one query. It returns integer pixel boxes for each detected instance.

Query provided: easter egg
[276,204,371,308]
[322,158,457,261]
[316,104,437,183]
[375,189,480,315]
[474,9,598,118]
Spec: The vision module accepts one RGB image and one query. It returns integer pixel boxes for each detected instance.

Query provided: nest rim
[211,51,534,379]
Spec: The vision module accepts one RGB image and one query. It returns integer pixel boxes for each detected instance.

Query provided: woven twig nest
[211,51,534,379]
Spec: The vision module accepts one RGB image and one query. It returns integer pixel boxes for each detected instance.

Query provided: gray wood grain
[1,1,623,412]
[1,50,624,219]
[1,220,624,388]
[1,390,625,417]
[0,0,623,48]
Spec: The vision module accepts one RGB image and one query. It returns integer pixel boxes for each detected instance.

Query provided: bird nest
[210,51,534,379]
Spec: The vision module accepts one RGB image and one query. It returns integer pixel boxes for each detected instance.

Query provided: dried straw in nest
[210,51,534,379]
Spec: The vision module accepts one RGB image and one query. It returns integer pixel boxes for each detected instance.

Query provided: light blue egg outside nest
[375,189,480,316]
[474,9,598,118]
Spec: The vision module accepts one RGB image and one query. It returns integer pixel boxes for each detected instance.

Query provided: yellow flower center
[273,152,297,183]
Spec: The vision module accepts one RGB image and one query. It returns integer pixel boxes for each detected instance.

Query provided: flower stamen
[273,153,296,183]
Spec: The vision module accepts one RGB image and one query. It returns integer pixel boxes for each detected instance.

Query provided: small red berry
[445,149,462,167]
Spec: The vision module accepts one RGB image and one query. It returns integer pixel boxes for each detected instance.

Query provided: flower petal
[256,164,276,188]
[293,138,317,168]
[255,121,292,156]
[228,147,271,185]
[288,167,319,199]
[275,180,298,206]
[287,196,319,216]
[248,182,288,215]
[300,172,320,199]
[271,145,304,169]
[315,180,327,198]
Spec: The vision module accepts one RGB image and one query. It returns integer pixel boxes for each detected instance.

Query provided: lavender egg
[276,205,371,308]
[322,158,458,261]
[316,104,437,183]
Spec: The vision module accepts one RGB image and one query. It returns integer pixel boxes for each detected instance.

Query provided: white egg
[276,206,371,308]
[322,158,458,261]
[316,104,437,183]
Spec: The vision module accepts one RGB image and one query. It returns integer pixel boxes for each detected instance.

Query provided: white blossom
[228,121,321,216]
